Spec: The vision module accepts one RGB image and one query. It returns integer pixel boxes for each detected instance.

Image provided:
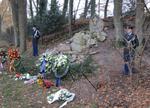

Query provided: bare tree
[114,0,123,42]
[51,0,57,13]
[98,0,100,16]
[74,0,81,20]
[143,1,150,31]
[32,0,43,15]
[70,0,74,21]
[69,0,73,38]
[91,0,96,17]
[32,0,38,15]
[29,0,34,23]
[18,0,27,53]
[39,0,47,14]
[62,0,69,18]
[83,0,89,18]
[104,0,109,19]
[9,0,20,47]
[123,0,136,12]
[36,0,39,14]
[135,0,145,46]
[83,0,91,18]
[0,15,2,34]
[0,0,9,34]
[128,0,136,11]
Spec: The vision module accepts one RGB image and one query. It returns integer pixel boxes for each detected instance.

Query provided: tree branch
[144,1,150,15]
[0,1,9,20]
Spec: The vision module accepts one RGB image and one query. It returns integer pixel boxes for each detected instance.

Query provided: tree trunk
[29,0,34,23]
[32,0,38,15]
[51,0,57,13]
[98,0,100,16]
[18,0,27,53]
[135,0,145,46]
[91,0,96,18]
[69,0,73,38]
[74,0,81,20]
[83,0,91,18]
[83,0,88,18]
[62,0,69,18]
[9,0,20,47]
[104,0,109,19]
[70,0,74,21]
[0,15,1,34]
[39,0,47,14]
[113,0,123,42]
[36,0,39,14]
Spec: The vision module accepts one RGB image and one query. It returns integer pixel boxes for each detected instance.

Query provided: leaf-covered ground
[0,32,150,108]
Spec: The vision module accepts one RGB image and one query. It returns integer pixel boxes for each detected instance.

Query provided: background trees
[91,0,96,17]
[0,0,149,52]
[9,0,19,47]
[135,0,145,46]
[18,0,27,53]
[62,0,69,19]
[113,0,123,43]
[104,0,109,19]
[9,0,27,53]
[113,0,146,45]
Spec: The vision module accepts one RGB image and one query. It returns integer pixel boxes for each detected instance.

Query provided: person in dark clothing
[123,26,139,75]
[123,26,139,49]
[32,26,40,56]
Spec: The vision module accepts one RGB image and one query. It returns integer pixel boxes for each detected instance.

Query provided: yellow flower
[37,79,43,87]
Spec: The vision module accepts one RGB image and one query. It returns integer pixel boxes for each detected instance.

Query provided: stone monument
[89,16,106,42]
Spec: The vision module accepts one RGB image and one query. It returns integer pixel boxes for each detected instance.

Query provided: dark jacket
[32,29,40,39]
[123,32,139,49]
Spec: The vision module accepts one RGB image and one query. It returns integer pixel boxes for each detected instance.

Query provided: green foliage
[36,52,69,75]
[14,54,38,74]
[68,55,98,80]
[81,55,97,73]
[14,59,26,73]
[115,40,125,48]
[38,0,47,15]
[28,1,67,35]
[90,103,99,108]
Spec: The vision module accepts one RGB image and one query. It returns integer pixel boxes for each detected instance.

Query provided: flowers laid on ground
[0,47,20,66]
[36,51,54,73]
[8,48,20,60]
[47,88,75,108]
[14,73,32,80]
[0,48,7,64]
[36,50,69,78]
[7,48,21,73]
[0,48,7,56]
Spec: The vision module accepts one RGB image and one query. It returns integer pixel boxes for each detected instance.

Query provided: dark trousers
[56,77,61,87]
[123,47,135,62]
[32,38,38,56]
[123,47,135,75]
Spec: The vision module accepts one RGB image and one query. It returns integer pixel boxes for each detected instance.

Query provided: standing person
[123,26,139,75]
[32,26,40,56]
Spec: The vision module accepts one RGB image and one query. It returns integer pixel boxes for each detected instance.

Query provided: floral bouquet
[0,48,7,64]
[8,48,20,60]
[36,50,69,78]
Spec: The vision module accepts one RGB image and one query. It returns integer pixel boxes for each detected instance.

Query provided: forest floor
[0,30,150,108]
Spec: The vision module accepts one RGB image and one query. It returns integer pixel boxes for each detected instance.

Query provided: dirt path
[20,37,150,108]
[62,36,150,107]
[1,31,150,108]
[59,40,123,107]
